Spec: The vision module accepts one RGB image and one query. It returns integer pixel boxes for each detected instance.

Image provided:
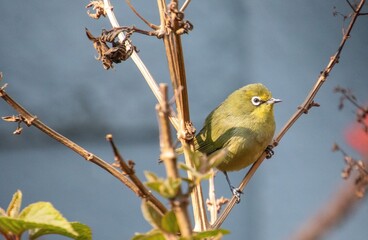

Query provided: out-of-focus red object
[345,116,368,157]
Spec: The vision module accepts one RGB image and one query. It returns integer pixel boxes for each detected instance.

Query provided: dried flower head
[86,0,107,19]
[85,28,135,70]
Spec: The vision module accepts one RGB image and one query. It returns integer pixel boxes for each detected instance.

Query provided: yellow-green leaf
[161,211,179,234]
[132,229,165,240]
[141,200,163,229]
[192,229,230,240]
[6,190,22,217]
[19,202,77,236]
[30,222,92,240]
[144,171,160,182]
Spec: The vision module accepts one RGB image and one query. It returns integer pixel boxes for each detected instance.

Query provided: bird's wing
[195,128,228,156]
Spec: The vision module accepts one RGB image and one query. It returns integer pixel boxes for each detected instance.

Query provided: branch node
[24,115,37,126]
[184,121,196,141]
[320,70,329,80]
[87,153,94,161]
[164,1,193,36]
[0,84,7,95]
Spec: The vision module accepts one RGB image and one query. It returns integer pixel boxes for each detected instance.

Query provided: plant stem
[157,84,192,237]
[158,0,209,231]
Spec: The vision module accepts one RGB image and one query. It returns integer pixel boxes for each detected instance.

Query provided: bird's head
[226,83,281,119]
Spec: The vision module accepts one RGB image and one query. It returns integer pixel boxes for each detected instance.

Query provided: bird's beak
[267,98,282,104]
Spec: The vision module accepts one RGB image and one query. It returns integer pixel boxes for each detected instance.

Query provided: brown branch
[156,84,192,237]
[106,134,167,214]
[0,84,167,215]
[211,0,366,230]
[125,0,159,30]
[157,0,208,231]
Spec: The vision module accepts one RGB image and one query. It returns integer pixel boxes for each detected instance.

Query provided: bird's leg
[265,145,274,159]
[223,171,243,203]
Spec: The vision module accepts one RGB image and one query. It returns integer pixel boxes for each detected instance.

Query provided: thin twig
[103,0,179,130]
[156,84,192,237]
[180,0,192,12]
[0,86,168,215]
[106,134,167,214]
[157,0,208,231]
[211,0,366,229]
[0,88,123,195]
[208,169,217,224]
[125,0,159,30]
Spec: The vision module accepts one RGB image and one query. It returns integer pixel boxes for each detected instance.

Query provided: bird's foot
[265,145,274,159]
[230,186,243,204]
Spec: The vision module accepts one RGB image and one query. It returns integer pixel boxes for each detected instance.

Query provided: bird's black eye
[251,96,262,106]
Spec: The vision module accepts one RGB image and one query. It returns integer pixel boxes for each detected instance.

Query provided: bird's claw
[230,186,243,204]
[265,145,274,159]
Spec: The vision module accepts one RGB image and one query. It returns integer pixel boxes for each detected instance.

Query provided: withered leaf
[2,115,22,122]
[13,126,23,135]
[86,0,107,19]
[100,28,124,43]
[104,45,133,64]
[86,28,135,70]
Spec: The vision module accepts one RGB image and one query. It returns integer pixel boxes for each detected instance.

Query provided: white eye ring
[251,96,262,106]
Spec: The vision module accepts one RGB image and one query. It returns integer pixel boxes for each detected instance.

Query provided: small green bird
[194,83,281,202]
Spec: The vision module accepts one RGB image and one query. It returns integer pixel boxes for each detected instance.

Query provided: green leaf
[192,229,230,240]
[131,229,166,240]
[6,190,22,217]
[145,172,182,199]
[162,178,181,199]
[30,222,92,240]
[19,202,78,236]
[178,162,192,172]
[144,171,160,182]
[141,200,163,229]
[0,201,88,239]
[161,211,179,234]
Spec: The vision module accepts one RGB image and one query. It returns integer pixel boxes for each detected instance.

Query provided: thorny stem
[156,84,192,237]
[0,86,167,215]
[211,0,366,230]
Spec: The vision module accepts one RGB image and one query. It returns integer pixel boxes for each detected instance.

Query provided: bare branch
[156,84,193,237]
[180,0,192,12]
[125,0,159,30]
[0,86,168,215]
[157,0,207,231]
[106,134,167,214]
[0,87,133,190]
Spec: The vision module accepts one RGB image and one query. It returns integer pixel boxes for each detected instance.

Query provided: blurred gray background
[1,1,368,239]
